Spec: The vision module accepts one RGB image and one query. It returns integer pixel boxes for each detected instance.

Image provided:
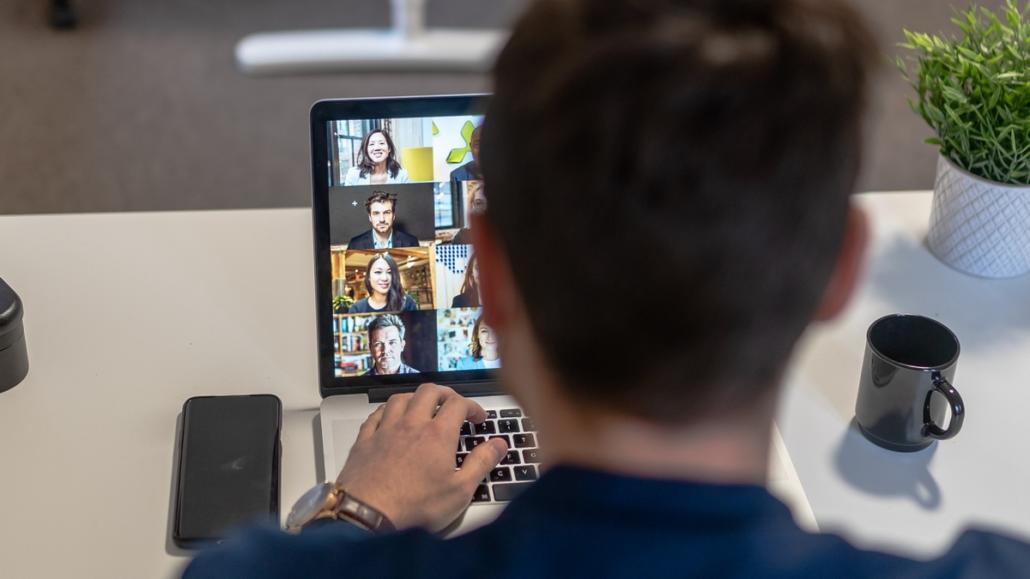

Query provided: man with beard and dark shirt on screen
[346,191,419,250]
[184,0,1030,577]
[364,315,419,376]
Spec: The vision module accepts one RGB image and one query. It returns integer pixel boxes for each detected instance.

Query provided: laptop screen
[311,97,497,393]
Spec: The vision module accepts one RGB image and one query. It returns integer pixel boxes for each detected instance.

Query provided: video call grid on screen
[323,111,499,381]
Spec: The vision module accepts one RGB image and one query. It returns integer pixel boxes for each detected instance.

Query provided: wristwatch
[285,481,396,534]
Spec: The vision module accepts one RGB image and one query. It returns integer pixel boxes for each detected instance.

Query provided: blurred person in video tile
[450,252,480,308]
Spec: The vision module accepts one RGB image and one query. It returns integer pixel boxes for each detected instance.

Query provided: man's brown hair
[481,0,878,423]
[365,191,396,214]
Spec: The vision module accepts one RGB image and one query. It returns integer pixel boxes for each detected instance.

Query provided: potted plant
[898,0,1030,278]
[332,293,355,313]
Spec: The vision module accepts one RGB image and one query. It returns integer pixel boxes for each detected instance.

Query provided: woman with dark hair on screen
[348,253,418,313]
[456,315,501,370]
[343,129,410,186]
[450,252,480,308]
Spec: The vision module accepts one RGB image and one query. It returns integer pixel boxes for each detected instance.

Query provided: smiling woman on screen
[348,253,418,313]
[456,315,501,370]
[344,129,410,186]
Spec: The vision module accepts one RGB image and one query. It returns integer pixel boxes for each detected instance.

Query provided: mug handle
[922,372,965,439]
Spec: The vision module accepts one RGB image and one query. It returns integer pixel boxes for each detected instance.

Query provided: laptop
[310,95,817,534]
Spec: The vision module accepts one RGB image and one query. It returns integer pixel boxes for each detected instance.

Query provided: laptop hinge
[368,382,502,403]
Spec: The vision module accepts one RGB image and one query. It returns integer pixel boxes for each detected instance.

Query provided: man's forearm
[182,521,373,579]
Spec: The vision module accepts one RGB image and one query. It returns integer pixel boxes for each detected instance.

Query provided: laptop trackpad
[330,419,364,474]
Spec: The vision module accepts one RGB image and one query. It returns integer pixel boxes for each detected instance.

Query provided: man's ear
[815,205,869,321]
[469,214,516,330]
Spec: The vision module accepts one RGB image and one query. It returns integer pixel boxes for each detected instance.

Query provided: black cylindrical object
[0,277,29,393]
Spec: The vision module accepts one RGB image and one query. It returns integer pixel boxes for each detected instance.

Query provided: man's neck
[373,229,391,243]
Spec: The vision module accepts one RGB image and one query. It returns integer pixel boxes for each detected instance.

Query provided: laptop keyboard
[457,408,539,503]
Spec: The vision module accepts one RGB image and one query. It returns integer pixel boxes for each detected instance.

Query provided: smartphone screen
[174,394,281,547]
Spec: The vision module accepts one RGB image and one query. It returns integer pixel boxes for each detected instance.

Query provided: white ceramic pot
[926,154,1030,278]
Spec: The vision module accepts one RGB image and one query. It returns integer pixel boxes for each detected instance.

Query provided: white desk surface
[0,192,1028,577]
[781,192,1030,557]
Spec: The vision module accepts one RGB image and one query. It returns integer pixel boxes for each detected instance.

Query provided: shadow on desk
[834,419,941,510]
[166,412,192,559]
[313,413,326,483]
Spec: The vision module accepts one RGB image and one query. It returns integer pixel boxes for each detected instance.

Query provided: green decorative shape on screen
[432,122,439,135]
[445,120,476,165]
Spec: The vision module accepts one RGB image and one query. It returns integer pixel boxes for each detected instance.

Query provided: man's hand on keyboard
[335,383,508,531]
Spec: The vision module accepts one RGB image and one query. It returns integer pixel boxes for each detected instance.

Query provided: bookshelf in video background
[334,315,372,377]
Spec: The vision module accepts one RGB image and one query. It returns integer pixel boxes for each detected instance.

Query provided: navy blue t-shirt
[183,466,1030,578]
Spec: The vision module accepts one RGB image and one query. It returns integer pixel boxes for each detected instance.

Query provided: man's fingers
[434,393,487,429]
[458,437,507,486]
[407,383,456,419]
[380,392,412,427]
[356,405,385,442]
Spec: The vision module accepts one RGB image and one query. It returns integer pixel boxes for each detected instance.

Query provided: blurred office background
[0,0,1010,214]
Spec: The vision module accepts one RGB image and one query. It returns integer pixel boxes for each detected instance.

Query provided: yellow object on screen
[401,147,434,181]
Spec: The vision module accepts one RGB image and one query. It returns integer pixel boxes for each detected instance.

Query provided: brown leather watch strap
[332,492,396,534]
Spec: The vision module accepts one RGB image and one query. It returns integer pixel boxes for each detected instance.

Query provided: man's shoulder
[393,229,419,247]
[347,230,373,249]
[181,505,1030,579]
[449,162,473,178]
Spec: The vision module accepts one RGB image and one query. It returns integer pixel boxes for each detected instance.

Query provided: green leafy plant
[898,0,1030,185]
[332,293,354,312]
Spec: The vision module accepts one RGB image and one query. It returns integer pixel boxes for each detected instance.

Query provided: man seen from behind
[184,0,1030,576]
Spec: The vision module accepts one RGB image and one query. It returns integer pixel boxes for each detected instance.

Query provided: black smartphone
[173,394,282,548]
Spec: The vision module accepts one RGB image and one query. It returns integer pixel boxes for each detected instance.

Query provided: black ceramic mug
[855,314,965,452]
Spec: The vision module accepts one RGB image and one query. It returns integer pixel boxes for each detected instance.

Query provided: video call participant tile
[434,244,481,309]
[332,311,438,377]
[332,248,434,314]
[331,118,435,187]
[437,308,501,371]
[328,184,435,248]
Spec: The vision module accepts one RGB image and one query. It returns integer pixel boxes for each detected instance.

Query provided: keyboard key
[521,417,536,432]
[474,421,497,435]
[472,484,491,502]
[514,465,538,481]
[498,419,520,433]
[466,436,486,450]
[457,438,464,452]
[486,410,498,419]
[456,453,469,468]
[489,435,511,447]
[500,408,523,418]
[490,467,512,482]
[460,422,472,436]
[492,482,533,502]
[513,433,536,448]
[500,450,521,465]
[523,449,541,463]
